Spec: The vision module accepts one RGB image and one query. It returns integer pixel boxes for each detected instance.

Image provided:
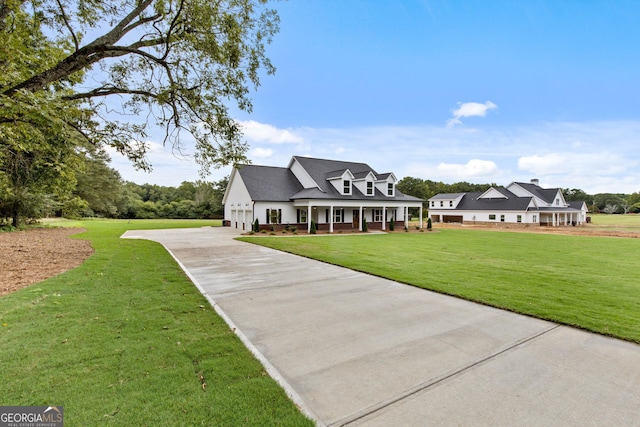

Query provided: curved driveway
[122,227,640,426]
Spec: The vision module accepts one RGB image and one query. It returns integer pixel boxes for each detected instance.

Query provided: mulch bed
[0,228,94,296]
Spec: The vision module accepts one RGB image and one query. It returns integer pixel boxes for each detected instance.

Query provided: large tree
[0,0,279,172]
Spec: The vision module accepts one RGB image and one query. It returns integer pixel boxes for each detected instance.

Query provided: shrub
[290,226,297,233]
[310,220,317,234]
[389,215,395,231]
[427,217,433,231]
[362,218,368,232]
[253,218,260,232]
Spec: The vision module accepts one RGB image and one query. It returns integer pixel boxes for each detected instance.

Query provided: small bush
[253,218,260,232]
[291,226,297,233]
[362,218,368,232]
[310,220,317,234]
[427,217,433,231]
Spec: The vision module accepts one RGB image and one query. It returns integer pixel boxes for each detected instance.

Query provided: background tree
[1,0,280,174]
[73,148,123,217]
[0,129,82,227]
[593,193,625,214]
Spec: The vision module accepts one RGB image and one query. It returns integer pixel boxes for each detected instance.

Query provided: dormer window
[344,180,351,194]
[367,181,373,195]
[387,183,393,196]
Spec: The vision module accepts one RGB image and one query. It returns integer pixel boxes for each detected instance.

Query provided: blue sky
[110,0,640,194]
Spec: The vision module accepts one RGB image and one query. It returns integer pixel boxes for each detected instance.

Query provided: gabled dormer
[507,180,569,208]
[326,169,355,195]
[353,171,377,196]
[376,173,397,197]
[477,187,509,199]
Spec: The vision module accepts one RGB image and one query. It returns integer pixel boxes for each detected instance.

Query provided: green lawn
[0,219,312,426]
[587,213,640,231]
[239,229,640,343]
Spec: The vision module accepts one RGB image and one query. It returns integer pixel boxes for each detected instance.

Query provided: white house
[223,156,424,232]
[428,179,588,227]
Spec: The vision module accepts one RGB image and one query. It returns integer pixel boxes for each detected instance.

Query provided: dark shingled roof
[236,157,423,203]
[513,182,559,204]
[292,156,378,193]
[456,191,534,211]
[237,165,303,201]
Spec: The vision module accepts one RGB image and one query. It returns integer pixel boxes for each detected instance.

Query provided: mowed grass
[587,213,640,231]
[239,229,640,343]
[0,219,312,426]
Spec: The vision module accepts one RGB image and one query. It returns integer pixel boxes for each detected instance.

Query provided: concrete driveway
[122,227,640,426]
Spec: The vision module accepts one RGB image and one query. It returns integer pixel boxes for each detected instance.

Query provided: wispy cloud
[238,120,304,144]
[446,101,497,128]
[436,159,500,180]
[108,119,640,194]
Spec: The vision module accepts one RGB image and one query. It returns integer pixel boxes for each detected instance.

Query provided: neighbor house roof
[513,182,559,204]
[455,191,534,211]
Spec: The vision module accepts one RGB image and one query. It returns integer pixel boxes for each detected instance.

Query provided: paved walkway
[122,227,640,426]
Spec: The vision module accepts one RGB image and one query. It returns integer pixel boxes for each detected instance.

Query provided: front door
[352,209,359,229]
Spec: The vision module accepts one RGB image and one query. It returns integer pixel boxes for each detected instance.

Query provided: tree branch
[62,85,160,101]
[54,0,79,51]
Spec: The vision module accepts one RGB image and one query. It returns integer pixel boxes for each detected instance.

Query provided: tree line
[0,148,227,228]
[396,177,640,214]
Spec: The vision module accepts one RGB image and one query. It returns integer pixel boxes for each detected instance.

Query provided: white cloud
[436,159,499,180]
[446,101,497,128]
[106,119,640,193]
[251,147,273,158]
[238,120,304,144]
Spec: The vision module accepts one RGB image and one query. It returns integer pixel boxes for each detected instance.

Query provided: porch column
[419,206,423,228]
[359,206,363,231]
[329,205,334,233]
[308,202,312,233]
[404,206,409,229]
[382,207,386,231]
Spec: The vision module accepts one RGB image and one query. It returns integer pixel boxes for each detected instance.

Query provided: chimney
[530,178,540,186]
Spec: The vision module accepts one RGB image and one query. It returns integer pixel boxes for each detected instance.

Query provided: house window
[344,180,351,194]
[373,209,383,222]
[296,209,307,223]
[489,214,496,220]
[387,183,393,196]
[440,201,444,207]
[449,200,453,207]
[266,208,281,224]
[556,199,559,206]
[517,215,522,223]
[431,201,435,207]
[367,181,373,195]
[500,215,505,222]
[333,209,343,223]
[533,215,538,223]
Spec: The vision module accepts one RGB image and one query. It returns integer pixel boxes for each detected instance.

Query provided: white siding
[289,158,317,189]
[224,169,254,230]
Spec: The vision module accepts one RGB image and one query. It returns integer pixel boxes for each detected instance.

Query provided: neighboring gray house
[428,179,588,226]
[223,156,424,232]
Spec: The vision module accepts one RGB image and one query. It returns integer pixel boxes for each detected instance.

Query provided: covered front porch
[295,201,423,233]
[539,209,585,226]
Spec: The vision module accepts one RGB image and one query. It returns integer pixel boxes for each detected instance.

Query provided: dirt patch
[0,228,94,296]
[434,223,640,238]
